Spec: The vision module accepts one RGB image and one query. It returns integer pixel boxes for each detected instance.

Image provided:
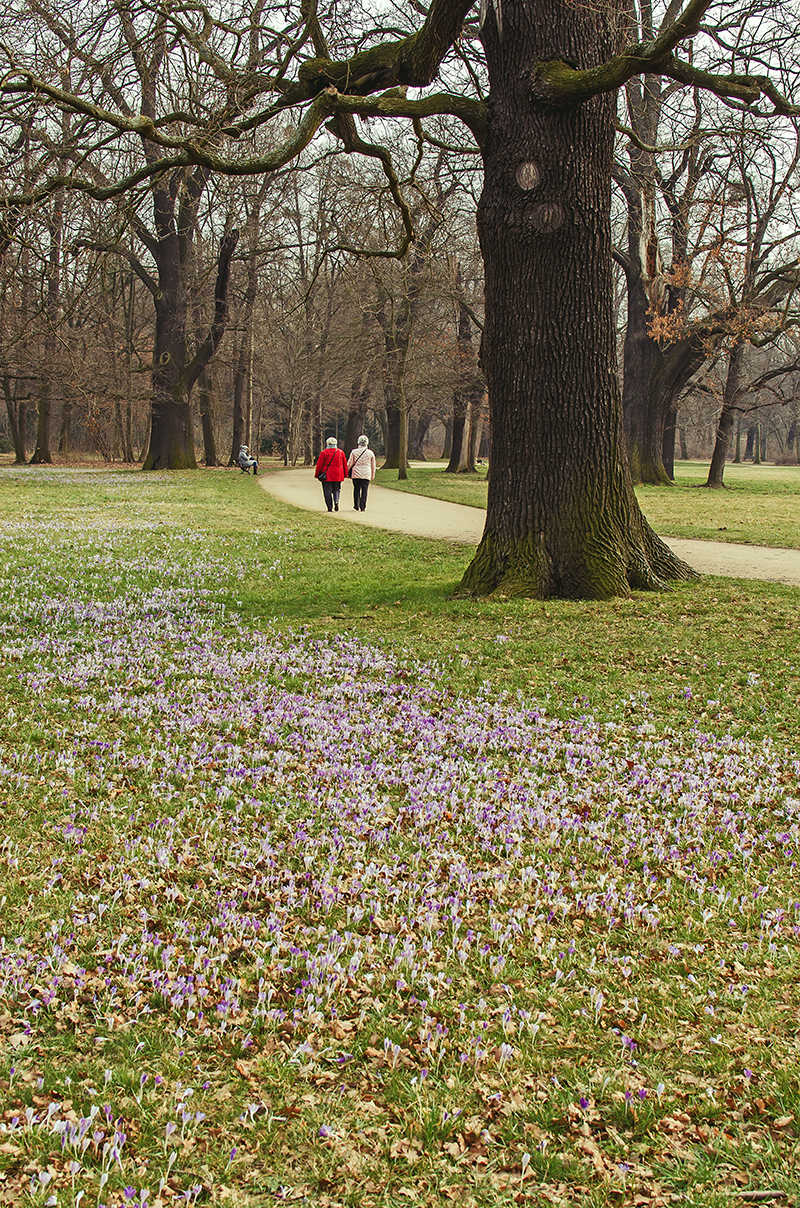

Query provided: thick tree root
[456,526,697,601]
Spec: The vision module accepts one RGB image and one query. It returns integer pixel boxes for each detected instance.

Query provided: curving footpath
[258,467,800,588]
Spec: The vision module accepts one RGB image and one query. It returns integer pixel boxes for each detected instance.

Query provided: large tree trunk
[458,0,693,599]
[144,297,196,470]
[145,227,238,471]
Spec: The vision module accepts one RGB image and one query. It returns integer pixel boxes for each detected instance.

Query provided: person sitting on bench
[238,445,258,475]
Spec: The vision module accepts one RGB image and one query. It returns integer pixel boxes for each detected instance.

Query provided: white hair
[326,437,338,448]
[357,435,369,446]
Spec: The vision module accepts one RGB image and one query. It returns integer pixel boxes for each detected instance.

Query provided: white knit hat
[326,437,338,448]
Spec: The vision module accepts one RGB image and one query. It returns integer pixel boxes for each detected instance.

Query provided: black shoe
[334,504,339,511]
[327,507,333,512]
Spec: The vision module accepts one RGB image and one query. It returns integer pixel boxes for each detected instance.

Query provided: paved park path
[259,467,800,588]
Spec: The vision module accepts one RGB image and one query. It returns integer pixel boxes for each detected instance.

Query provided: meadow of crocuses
[1,468,800,1208]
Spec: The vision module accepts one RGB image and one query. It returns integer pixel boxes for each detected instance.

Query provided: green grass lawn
[1,465,800,1208]
[377,460,800,549]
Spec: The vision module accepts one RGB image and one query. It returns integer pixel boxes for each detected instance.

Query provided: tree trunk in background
[447,277,482,473]
[446,393,467,472]
[623,309,706,485]
[383,401,401,468]
[58,392,72,455]
[441,417,452,460]
[142,184,198,470]
[197,366,219,466]
[706,342,744,487]
[621,274,666,483]
[478,419,490,460]
[303,396,313,465]
[409,409,433,460]
[230,335,248,465]
[144,186,237,470]
[461,401,479,472]
[113,398,126,460]
[662,404,676,479]
[228,210,260,466]
[345,371,370,455]
[458,0,693,598]
[312,396,323,458]
[3,377,26,463]
[31,188,64,465]
[744,425,756,460]
[375,407,388,456]
[122,273,135,462]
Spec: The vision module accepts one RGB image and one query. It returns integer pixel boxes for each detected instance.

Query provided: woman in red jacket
[314,437,348,512]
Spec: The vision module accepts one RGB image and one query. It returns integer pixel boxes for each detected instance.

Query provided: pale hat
[326,437,338,448]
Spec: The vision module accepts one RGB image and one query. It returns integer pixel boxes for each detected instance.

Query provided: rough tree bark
[457,0,693,598]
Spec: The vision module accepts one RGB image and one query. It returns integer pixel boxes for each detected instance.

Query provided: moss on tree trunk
[457,0,694,599]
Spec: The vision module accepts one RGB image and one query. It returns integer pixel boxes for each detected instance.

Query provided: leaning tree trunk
[458,0,693,599]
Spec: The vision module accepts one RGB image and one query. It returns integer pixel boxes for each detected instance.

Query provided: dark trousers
[322,480,341,511]
[353,479,369,511]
